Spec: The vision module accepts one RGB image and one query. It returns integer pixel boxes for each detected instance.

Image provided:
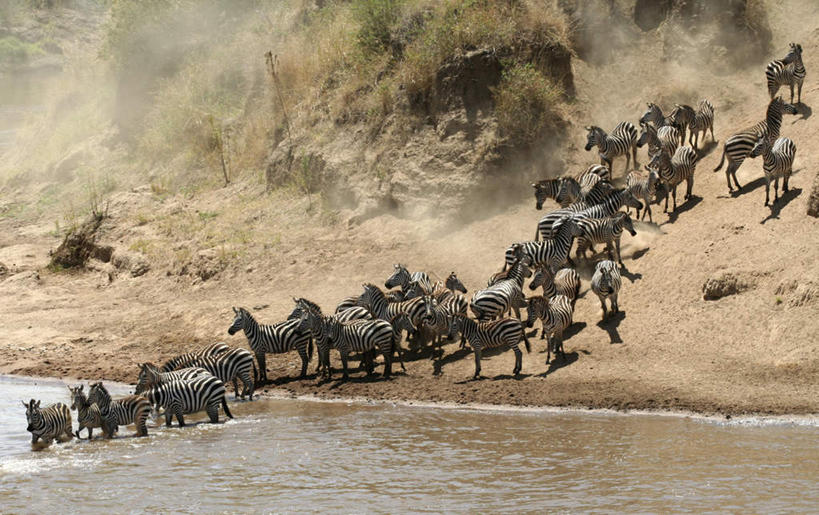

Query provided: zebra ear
[232,307,238,314]
[34,400,40,408]
[22,400,28,408]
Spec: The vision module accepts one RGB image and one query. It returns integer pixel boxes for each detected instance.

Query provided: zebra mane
[295,297,322,315]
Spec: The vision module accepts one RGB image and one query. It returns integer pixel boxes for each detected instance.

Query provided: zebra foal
[88,382,151,437]
[766,43,806,104]
[24,399,73,447]
[449,315,530,378]
[749,136,797,206]
[584,122,638,175]
[591,260,622,321]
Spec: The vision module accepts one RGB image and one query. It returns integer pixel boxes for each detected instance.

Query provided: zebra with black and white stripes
[749,136,797,206]
[591,260,622,321]
[188,347,257,400]
[228,307,313,383]
[513,217,583,273]
[525,295,573,364]
[766,43,806,104]
[528,266,581,309]
[584,122,638,174]
[385,264,433,294]
[669,104,696,146]
[471,257,532,321]
[88,382,151,437]
[357,283,427,329]
[648,145,698,213]
[532,177,581,209]
[688,99,715,149]
[626,168,659,222]
[143,375,233,426]
[536,189,642,240]
[639,102,669,128]
[575,212,636,265]
[713,96,798,194]
[69,385,116,439]
[135,363,212,396]
[160,342,230,373]
[637,121,679,158]
[449,315,530,378]
[23,399,73,447]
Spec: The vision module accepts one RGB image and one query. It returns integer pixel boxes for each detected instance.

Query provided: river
[0,375,817,512]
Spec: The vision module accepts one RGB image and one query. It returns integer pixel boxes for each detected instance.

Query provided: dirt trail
[1,2,818,415]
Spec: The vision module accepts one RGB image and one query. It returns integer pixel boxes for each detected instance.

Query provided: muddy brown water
[0,376,817,512]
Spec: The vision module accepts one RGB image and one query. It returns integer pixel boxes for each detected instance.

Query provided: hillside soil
[1,2,817,416]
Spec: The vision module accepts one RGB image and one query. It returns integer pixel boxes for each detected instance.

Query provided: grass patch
[493,62,562,145]
[0,35,44,64]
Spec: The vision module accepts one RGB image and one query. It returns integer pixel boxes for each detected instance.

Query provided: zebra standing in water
[532,177,581,209]
[766,43,806,104]
[228,307,313,383]
[575,212,637,265]
[749,136,797,206]
[88,382,151,437]
[385,264,433,295]
[688,99,715,149]
[591,260,622,321]
[714,96,798,194]
[188,347,257,400]
[143,375,233,426]
[160,342,230,372]
[529,266,581,309]
[449,315,530,378]
[648,146,698,213]
[525,295,573,365]
[584,122,638,175]
[626,168,659,222]
[471,257,532,321]
[69,385,114,439]
[637,121,679,158]
[669,104,696,146]
[135,363,212,395]
[23,399,73,447]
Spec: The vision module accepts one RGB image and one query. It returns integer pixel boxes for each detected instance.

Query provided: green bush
[0,36,44,64]
[493,62,562,145]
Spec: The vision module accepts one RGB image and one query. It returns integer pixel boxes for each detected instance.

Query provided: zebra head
[135,363,162,395]
[640,103,663,126]
[402,281,424,300]
[769,96,799,119]
[594,260,616,293]
[228,307,250,335]
[529,265,554,291]
[446,272,467,294]
[621,189,644,212]
[636,122,655,148]
[68,385,86,410]
[385,264,410,290]
[24,399,42,432]
[783,43,802,64]
[749,135,771,159]
[524,296,547,328]
[615,212,637,237]
[357,283,381,309]
[584,126,604,151]
[553,215,584,239]
[421,295,437,325]
[532,180,557,210]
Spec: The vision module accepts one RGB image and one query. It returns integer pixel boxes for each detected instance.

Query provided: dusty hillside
[0,0,817,415]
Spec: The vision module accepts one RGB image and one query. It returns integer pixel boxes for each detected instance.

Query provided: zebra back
[161,342,230,372]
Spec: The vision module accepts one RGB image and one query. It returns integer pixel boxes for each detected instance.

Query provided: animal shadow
[538,351,579,377]
[761,187,802,224]
[793,102,811,121]
[432,347,471,376]
[695,139,719,159]
[492,373,532,381]
[663,195,703,224]
[619,262,643,283]
[596,310,626,344]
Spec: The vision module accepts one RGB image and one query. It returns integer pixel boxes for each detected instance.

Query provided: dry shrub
[493,62,562,145]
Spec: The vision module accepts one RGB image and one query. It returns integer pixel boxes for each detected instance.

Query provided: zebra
[749,136,797,206]
[298,308,395,380]
[669,104,696,146]
[714,96,798,194]
[532,177,581,209]
[23,399,73,447]
[143,375,233,426]
[357,283,427,330]
[228,307,313,383]
[135,363,212,396]
[528,266,581,309]
[766,43,805,104]
[335,296,359,314]
[69,384,116,439]
[525,295,573,365]
[637,121,679,158]
[688,99,715,149]
[386,312,412,369]
[591,260,622,321]
[575,212,636,265]
[639,102,669,128]
[385,264,433,294]
[648,146,698,213]
[536,189,642,240]
[160,342,230,373]
[513,217,583,273]
[188,347,257,400]
[584,122,638,175]
[88,382,151,437]
[626,168,659,222]
[421,295,454,356]
[471,256,532,321]
[449,315,530,378]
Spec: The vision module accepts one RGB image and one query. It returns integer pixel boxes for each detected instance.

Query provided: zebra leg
[599,295,608,321]
[256,352,267,385]
[783,168,791,192]
[242,371,254,401]
[671,185,678,212]
[135,414,148,437]
[298,349,309,379]
[545,335,552,365]
[686,176,694,200]
[798,82,803,104]
[513,347,522,376]
[175,407,185,427]
[615,238,622,266]
[731,168,742,191]
[165,409,173,427]
[605,241,615,262]
[473,348,482,379]
[340,352,350,381]
[765,178,772,206]
[383,352,392,379]
[790,83,795,104]
[233,377,240,400]
[612,293,619,313]
[206,402,220,424]
[774,177,780,203]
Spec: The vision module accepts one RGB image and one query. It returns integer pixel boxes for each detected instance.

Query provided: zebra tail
[713,147,726,171]
[222,396,234,419]
[308,338,314,363]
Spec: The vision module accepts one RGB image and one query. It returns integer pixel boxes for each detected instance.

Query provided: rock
[702,270,755,300]
[111,251,150,278]
[5,270,40,286]
[807,172,819,218]
[0,262,8,278]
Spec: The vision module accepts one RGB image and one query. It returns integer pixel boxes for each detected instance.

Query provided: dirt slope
[1,1,817,415]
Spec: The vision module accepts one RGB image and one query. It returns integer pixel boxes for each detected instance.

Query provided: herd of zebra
[22,43,807,449]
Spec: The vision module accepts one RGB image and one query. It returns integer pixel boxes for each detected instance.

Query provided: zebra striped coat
[513,217,583,273]
[357,283,427,329]
[714,96,797,193]
[639,102,669,128]
[749,136,797,206]
[688,99,715,149]
[575,212,636,265]
[525,295,573,364]
[648,146,697,213]
[450,315,530,378]
[228,307,313,383]
[471,258,532,321]
[24,399,73,446]
[135,363,212,395]
[669,104,696,145]
[386,264,433,294]
[528,266,581,309]
[626,169,659,222]
[637,121,679,158]
[188,347,257,400]
[144,375,233,427]
[161,342,230,372]
[69,385,115,440]
[536,189,642,240]
[532,177,581,209]
[584,122,638,175]
[766,43,805,104]
[591,260,622,321]
[88,382,151,437]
